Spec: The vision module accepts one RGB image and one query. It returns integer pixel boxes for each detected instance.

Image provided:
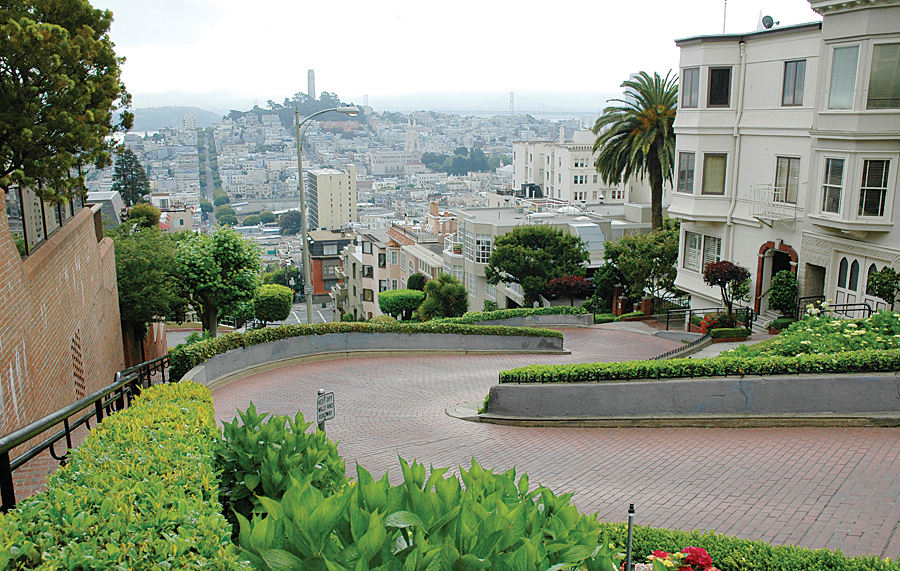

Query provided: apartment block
[307,165,358,231]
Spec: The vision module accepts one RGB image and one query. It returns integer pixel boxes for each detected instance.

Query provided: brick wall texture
[0,189,125,441]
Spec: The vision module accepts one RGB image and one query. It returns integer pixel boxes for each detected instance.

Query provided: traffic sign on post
[316,389,335,431]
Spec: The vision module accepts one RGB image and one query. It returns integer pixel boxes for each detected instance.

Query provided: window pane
[684,232,702,271]
[867,43,900,109]
[775,157,800,204]
[682,68,699,108]
[838,257,848,289]
[858,159,889,217]
[708,68,731,106]
[782,60,806,106]
[829,46,859,109]
[702,236,722,271]
[702,154,727,195]
[849,260,860,291]
[822,158,844,214]
[677,152,695,193]
[866,264,879,296]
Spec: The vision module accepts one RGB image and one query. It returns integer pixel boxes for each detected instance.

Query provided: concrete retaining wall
[473,314,592,328]
[183,332,564,390]
[488,373,900,418]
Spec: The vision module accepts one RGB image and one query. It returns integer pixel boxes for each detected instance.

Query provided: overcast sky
[99,0,822,114]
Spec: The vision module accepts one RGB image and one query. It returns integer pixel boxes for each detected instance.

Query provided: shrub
[595,313,618,324]
[483,299,499,312]
[699,312,738,333]
[216,404,346,525]
[378,289,424,320]
[618,310,645,320]
[406,272,426,290]
[0,382,247,569]
[767,270,799,317]
[417,273,468,320]
[435,306,587,324]
[341,313,355,322]
[769,316,796,331]
[709,327,749,339]
[254,284,293,325]
[168,322,563,381]
[369,315,398,324]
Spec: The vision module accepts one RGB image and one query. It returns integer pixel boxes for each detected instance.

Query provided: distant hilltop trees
[227,91,365,128]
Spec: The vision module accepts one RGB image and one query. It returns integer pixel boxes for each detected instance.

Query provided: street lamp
[295,105,359,325]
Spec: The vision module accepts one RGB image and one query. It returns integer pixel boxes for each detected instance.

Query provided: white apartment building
[513,129,664,205]
[307,165,358,231]
[671,0,900,318]
[368,150,416,176]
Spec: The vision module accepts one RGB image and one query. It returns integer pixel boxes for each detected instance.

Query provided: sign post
[316,388,335,432]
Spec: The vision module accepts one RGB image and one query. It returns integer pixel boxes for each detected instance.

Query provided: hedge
[599,523,898,571]
[169,321,563,381]
[499,348,900,383]
[0,382,248,570]
[434,305,587,324]
[710,327,749,339]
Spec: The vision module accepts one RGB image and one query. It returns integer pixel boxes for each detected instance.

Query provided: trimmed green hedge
[710,327,749,339]
[0,382,247,569]
[434,305,587,324]
[599,523,897,571]
[169,322,563,381]
[618,310,646,320]
[769,316,797,331]
[499,348,900,383]
[595,313,618,324]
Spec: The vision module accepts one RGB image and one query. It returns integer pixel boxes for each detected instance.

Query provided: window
[708,67,731,107]
[363,289,373,302]
[475,234,491,263]
[701,154,727,195]
[683,232,721,272]
[677,152,695,193]
[593,174,598,183]
[408,260,414,275]
[362,241,372,254]
[323,244,338,255]
[390,250,398,265]
[363,265,373,278]
[782,60,806,106]
[486,282,496,300]
[468,274,477,297]
[682,68,700,108]
[453,265,464,282]
[400,251,406,267]
[868,43,900,109]
[774,157,800,204]
[822,158,844,214]
[859,159,890,217]
[392,279,398,290]
[378,253,386,267]
[829,45,859,109]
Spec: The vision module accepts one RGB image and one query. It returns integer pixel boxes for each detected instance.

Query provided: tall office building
[308,69,316,100]
[307,165,358,230]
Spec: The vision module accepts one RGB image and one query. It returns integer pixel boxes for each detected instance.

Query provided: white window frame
[683,231,721,273]
[828,44,860,110]
[677,152,695,194]
[682,67,700,108]
[867,42,900,110]
[821,157,846,215]
[858,158,891,218]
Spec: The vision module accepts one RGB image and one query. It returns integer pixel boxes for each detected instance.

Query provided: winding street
[212,326,900,559]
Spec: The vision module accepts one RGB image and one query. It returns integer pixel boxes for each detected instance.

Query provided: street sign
[316,391,335,423]
[305,285,314,294]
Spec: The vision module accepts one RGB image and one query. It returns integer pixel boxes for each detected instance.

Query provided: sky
[98,0,822,115]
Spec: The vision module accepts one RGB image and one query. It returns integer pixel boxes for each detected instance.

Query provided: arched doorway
[755,241,798,314]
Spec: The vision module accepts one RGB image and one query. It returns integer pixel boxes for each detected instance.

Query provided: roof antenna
[723,0,727,34]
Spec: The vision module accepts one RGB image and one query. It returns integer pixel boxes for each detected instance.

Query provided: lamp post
[295,105,359,325]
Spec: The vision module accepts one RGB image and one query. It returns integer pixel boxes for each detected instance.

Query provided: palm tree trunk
[649,153,664,231]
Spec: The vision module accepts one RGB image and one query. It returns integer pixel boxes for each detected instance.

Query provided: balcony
[750,185,800,224]
[444,235,463,257]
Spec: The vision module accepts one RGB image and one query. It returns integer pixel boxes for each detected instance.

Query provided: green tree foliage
[417,273,468,321]
[602,218,679,301]
[378,289,425,321]
[703,260,751,317]
[173,228,261,337]
[242,214,261,226]
[259,211,276,224]
[485,225,589,305]
[406,273,427,291]
[214,194,230,207]
[278,210,303,234]
[199,199,213,213]
[593,71,677,230]
[0,0,132,204]
[546,275,592,306]
[216,204,235,217]
[110,148,149,206]
[591,263,624,310]
[254,284,293,325]
[217,214,238,227]
[262,264,301,290]
[109,226,185,341]
[867,267,900,310]
[127,203,160,229]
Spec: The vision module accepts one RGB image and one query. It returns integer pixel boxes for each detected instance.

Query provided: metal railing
[652,293,691,315]
[797,295,825,317]
[796,297,874,320]
[665,306,755,332]
[750,184,799,222]
[650,333,711,360]
[0,355,169,513]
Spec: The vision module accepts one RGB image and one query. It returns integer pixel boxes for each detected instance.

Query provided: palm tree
[592,71,678,230]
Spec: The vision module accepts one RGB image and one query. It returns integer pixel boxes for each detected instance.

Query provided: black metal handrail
[797,295,826,317]
[0,354,169,513]
[665,306,755,332]
[650,333,712,360]
[825,302,873,319]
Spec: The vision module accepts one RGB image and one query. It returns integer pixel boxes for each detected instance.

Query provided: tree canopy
[254,284,293,325]
[279,210,303,234]
[173,228,261,337]
[417,273,468,320]
[703,260,751,317]
[127,203,160,229]
[378,289,424,321]
[111,148,149,206]
[593,71,677,230]
[259,211,276,224]
[602,218,679,301]
[0,0,132,204]
[546,275,592,306]
[484,224,589,305]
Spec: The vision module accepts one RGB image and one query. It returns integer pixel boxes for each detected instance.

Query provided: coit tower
[308,70,316,100]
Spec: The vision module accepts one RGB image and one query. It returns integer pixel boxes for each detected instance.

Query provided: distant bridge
[366,93,602,117]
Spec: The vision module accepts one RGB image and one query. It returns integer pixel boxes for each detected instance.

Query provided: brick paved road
[212,327,900,559]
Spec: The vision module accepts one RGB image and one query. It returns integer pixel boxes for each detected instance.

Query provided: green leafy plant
[254,284,293,325]
[434,306,587,325]
[407,272,427,291]
[766,270,799,317]
[483,299,499,312]
[417,273,468,321]
[216,404,346,525]
[477,392,490,414]
[709,327,749,339]
[378,289,425,320]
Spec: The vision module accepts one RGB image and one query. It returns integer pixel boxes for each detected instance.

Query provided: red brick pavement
[211,327,900,559]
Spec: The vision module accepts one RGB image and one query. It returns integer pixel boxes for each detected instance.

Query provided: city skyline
[100,0,821,114]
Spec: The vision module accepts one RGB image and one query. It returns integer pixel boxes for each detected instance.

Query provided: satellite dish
[762,15,775,29]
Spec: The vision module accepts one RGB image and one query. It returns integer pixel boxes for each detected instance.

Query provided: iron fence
[0,355,169,513]
[665,306,756,332]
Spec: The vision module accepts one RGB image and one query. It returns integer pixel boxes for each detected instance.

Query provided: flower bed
[0,382,246,569]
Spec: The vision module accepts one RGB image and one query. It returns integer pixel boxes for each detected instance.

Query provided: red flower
[652,551,670,558]
[681,547,713,568]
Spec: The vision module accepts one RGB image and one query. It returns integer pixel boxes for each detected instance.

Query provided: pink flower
[652,551,670,558]
[681,547,713,568]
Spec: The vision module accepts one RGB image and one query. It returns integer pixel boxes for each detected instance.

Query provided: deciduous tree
[546,275,592,306]
[0,0,132,204]
[703,260,751,317]
[378,289,424,321]
[173,228,261,337]
[485,224,589,305]
[278,210,303,234]
[602,218,679,301]
[254,284,293,326]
